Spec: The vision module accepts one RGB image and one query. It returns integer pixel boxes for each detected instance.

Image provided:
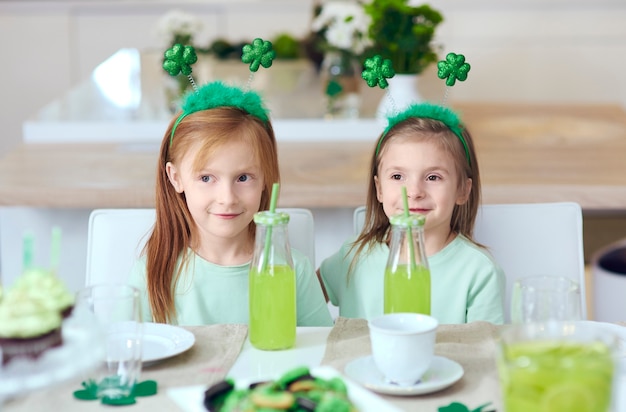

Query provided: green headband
[163,39,276,146]
[170,81,270,146]
[376,102,471,165]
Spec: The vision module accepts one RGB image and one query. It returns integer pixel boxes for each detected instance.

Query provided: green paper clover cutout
[326,79,343,98]
[73,379,99,400]
[163,44,198,77]
[438,401,494,412]
[362,55,395,89]
[241,38,276,72]
[73,379,158,405]
[437,52,471,87]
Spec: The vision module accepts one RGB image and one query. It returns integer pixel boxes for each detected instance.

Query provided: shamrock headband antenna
[362,52,472,164]
[163,38,276,145]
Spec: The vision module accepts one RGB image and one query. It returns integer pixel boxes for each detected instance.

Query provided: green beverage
[498,340,615,412]
[384,264,431,315]
[249,264,296,350]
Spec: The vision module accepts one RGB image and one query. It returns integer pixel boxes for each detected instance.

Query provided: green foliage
[272,33,302,59]
[209,38,238,59]
[363,0,443,74]
[208,35,304,61]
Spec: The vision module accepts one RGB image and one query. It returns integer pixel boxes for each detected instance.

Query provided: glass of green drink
[497,322,618,412]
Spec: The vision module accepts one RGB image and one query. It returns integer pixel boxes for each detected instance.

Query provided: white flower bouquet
[156,9,203,47]
[311,1,371,56]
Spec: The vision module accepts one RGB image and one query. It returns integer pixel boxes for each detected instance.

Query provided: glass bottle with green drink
[384,213,431,314]
[249,210,296,350]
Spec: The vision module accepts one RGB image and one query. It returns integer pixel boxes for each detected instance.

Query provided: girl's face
[166,138,264,246]
[374,136,471,241]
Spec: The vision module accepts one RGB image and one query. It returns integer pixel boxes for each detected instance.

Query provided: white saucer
[142,323,195,365]
[344,355,464,396]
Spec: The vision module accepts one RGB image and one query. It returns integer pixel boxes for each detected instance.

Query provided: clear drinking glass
[497,321,618,412]
[510,275,582,323]
[74,284,143,400]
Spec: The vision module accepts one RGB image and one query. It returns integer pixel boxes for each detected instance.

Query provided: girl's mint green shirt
[320,235,505,324]
[129,248,333,326]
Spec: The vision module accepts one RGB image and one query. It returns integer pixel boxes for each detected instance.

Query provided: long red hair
[145,107,279,323]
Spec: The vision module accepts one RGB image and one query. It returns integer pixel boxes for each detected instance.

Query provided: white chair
[353,202,586,322]
[86,208,316,286]
[353,205,366,236]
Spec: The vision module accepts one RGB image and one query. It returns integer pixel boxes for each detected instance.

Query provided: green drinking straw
[50,226,62,273]
[401,187,416,268]
[262,183,280,272]
[23,231,34,271]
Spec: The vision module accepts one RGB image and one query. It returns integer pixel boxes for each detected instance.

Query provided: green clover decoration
[361,55,395,89]
[326,80,343,98]
[438,401,494,412]
[163,44,198,77]
[437,52,471,87]
[241,38,276,72]
[73,379,158,405]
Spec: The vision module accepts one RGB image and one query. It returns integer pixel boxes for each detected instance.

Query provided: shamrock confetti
[437,52,471,87]
[241,38,276,72]
[73,379,158,406]
[326,79,343,98]
[438,401,494,412]
[361,55,395,89]
[163,44,198,77]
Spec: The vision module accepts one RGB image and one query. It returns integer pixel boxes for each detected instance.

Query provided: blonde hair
[350,116,481,273]
[145,107,279,323]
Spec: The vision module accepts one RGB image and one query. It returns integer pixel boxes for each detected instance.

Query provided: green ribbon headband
[170,81,270,146]
[376,102,471,165]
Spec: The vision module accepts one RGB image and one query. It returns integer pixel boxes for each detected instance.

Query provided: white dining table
[3,323,625,412]
[228,327,331,380]
[166,327,333,411]
[166,322,626,412]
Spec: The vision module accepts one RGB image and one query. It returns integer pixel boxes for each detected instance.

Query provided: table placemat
[3,323,248,412]
[322,317,503,411]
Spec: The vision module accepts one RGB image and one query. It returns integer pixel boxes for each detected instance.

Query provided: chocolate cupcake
[0,290,63,365]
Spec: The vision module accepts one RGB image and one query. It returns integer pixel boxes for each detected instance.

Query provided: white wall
[0,1,316,157]
[1,0,626,292]
[2,0,625,157]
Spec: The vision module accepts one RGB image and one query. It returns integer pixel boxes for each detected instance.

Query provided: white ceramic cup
[510,275,582,324]
[74,284,143,399]
[368,312,438,386]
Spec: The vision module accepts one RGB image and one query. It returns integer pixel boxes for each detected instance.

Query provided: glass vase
[320,51,361,119]
[376,73,423,121]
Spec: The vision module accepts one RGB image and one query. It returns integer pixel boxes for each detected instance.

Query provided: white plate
[577,321,626,351]
[344,355,464,396]
[166,366,402,412]
[142,323,195,364]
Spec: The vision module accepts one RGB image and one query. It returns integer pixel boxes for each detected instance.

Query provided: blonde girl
[319,103,505,324]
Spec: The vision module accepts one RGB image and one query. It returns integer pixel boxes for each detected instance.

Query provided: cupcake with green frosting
[12,269,75,318]
[0,289,63,365]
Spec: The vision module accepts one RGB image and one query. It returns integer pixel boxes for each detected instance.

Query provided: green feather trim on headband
[378,102,470,165]
[181,81,269,123]
[170,81,270,145]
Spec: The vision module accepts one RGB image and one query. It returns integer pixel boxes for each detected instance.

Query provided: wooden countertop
[2,103,626,213]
